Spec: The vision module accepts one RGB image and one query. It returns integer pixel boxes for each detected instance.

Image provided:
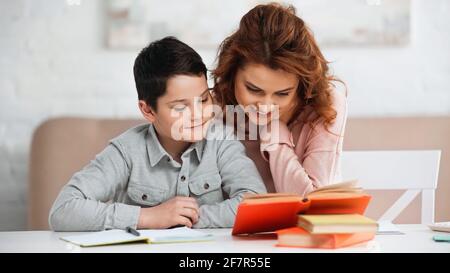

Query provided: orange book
[306,179,371,215]
[231,194,311,235]
[232,180,371,235]
[276,227,375,249]
[307,193,371,215]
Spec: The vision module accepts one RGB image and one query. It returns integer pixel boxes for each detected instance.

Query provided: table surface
[0,225,449,253]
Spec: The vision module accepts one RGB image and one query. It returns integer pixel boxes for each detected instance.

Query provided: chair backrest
[28,117,144,230]
[341,150,441,224]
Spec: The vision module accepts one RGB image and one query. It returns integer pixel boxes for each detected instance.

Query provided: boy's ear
[138,100,156,123]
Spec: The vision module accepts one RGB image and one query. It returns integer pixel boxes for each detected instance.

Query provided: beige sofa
[28,117,450,230]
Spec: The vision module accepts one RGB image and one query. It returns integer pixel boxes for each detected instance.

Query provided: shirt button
[203,183,210,190]
[142,194,148,201]
[180,175,186,182]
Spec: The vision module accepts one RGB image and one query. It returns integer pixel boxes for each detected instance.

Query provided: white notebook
[60,227,214,247]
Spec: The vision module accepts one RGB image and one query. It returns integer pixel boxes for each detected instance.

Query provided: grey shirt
[49,123,267,231]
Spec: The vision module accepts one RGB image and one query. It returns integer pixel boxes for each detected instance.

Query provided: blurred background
[0,0,449,231]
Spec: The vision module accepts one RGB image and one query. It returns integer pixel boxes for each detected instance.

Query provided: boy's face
[139,74,214,143]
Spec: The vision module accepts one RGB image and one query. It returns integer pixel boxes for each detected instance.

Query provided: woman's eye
[246,86,262,93]
[277,92,290,97]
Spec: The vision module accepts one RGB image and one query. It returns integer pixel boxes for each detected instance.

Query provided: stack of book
[276,214,377,249]
[232,180,378,249]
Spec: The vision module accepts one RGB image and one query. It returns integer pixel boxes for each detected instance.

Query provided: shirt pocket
[188,172,223,204]
[127,181,168,207]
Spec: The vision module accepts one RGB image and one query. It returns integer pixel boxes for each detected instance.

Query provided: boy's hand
[137,196,199,229]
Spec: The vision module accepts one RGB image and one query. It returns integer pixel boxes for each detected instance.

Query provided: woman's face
[234,63,300,125]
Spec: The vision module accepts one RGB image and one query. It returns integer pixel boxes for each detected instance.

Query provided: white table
[0,225,449,253]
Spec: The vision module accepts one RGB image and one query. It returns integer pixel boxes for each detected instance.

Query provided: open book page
[242,179,362,201]
[139,227,213,243]
[307,180,363,197]
[60,227,213,247]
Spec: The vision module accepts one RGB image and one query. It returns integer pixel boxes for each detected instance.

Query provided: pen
[126,226,141,236]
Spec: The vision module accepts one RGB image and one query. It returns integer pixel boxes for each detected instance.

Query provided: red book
[231,194,310,235]
[232,180,371,235]
[307,194,371,215]
[276,227,375,249]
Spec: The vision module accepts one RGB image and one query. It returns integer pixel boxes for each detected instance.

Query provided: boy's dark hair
[133,36,207,110]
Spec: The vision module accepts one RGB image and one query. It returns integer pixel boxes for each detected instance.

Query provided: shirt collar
[192,139,205,162]
[146,124,205,167]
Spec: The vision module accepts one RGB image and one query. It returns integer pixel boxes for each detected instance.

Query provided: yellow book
[297,214,378,234]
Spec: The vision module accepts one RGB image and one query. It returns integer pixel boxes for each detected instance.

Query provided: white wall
[0,0,449,230]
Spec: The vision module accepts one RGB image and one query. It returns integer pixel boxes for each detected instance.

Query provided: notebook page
[61,229,148,247]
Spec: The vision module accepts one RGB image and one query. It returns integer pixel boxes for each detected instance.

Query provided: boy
[49,37,266,231]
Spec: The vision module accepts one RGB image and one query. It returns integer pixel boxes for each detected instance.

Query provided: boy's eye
[201,89,213,103]
[173,105,187,112]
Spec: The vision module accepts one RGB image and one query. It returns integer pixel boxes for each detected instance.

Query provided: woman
[213,3,348,196]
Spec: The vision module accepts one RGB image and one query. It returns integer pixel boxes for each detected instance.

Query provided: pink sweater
[242,88,348,197]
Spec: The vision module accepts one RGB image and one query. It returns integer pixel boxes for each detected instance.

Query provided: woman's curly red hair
[213,3,344,129]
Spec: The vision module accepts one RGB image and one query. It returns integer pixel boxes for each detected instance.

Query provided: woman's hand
[137,196,199,229]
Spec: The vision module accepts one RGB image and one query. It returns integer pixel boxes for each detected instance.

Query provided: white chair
[340,150,441,224]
